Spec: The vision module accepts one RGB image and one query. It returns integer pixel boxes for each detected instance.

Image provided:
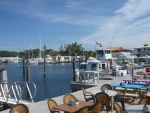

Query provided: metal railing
[0,80,36,105]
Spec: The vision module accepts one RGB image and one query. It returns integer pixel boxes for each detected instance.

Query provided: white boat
[38,58,44,65]
[28,59,38,65]
[45,55,53,64]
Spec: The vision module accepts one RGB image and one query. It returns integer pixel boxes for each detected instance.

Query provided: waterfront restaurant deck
[1,68,149,113]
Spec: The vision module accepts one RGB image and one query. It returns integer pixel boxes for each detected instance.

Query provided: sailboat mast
[39,36,42,58]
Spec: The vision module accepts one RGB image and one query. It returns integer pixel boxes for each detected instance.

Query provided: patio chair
[63,93,76,104]
[89,101,102,113]
[113,102,126,113]
[94,92,109,113]
[137,91,144,103]
[81,88,93,102]
[74,106,89,113]
[139,97,150,105]
[9,104,29,113]
[101,84,112,90]
[114,89,126,109]
[47,99,60,113]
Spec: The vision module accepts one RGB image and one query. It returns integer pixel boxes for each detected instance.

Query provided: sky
[0,0,150,52]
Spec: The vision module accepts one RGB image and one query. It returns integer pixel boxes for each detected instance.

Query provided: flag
[95,41,102,47]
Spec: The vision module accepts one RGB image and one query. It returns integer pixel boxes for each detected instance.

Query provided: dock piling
[72,58,76,82]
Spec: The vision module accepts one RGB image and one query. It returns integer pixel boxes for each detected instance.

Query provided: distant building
[106,47,134,58]
[134,46,150,56]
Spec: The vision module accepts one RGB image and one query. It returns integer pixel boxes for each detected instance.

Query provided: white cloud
[115,0,150,20]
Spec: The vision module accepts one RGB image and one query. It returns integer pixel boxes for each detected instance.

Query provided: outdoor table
[53,100,94,113]
[126,104,150,113]
[90,89,117,111]
[134,74,150,79]
[123,78,150,84]
[110,83,147,90]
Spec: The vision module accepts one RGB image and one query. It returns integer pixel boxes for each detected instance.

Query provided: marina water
[2,63,75,102]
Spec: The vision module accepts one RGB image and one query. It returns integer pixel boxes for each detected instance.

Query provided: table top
[53,100,94,113]
[110,83,147,89]
[126,105,150,113]
[123,78,150,82]
[90,89,117,97]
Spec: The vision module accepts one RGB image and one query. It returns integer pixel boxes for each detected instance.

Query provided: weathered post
[26,60,30,83]
[72,58,76,82]
[132,66,134,79]
[26,60,30,99]
[0,60,2,79]
[44,58,46,78]
[23,59,26,76]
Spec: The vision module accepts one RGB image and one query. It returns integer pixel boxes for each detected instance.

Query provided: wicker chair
[139,97,150,105]
[9,104,29,113]
[101,84,112,90]
[81,88,93,102]
[137,91,144,103]
[90,102,102,113]
[114,89,127,109]
[47,99,60,113]
[114,102,122,113]
[74,106,89,113]
[94,92,109,113]
[63,93,76,104]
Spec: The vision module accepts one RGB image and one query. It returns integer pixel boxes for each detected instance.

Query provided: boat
[76,43,117,82]
[28,59,38,65]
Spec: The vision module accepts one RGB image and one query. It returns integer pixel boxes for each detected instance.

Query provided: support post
[23,59,26,76]
[132,66,134,79]
[72,58,76,82]
[26,60,30,83]
[44,58,46,78]
[26,60,30,99]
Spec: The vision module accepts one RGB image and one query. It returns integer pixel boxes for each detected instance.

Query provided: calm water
[2,63,75,102]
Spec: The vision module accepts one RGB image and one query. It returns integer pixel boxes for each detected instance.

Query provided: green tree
[64,42,84,56]
[144,43,148,46]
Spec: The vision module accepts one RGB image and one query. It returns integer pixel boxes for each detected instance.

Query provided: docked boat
[28,59,38,65]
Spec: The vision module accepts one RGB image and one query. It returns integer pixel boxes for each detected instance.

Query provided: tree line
[0,42,96,59]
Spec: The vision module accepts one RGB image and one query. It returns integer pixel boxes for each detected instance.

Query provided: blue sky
[0,0,150,52]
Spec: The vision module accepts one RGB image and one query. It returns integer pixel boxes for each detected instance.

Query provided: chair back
[137,91,144,101]
[101,84,112,90]
[139,97,150,105]
[114,102,122,113]
[63,93,76,104]
[48,99,59,113]
[90,102,102,113]
[9,104,29,113]
[81,88,86,97]
[74,106,89,113]
[94,92,109,105]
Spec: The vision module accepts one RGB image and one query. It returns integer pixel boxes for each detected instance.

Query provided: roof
[106,47,128,51]
[134,46,150,49]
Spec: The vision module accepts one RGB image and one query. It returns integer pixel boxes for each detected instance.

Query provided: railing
[79,70,112,84]
[0,80,36,105]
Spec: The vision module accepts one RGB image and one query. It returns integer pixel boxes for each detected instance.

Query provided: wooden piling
[26,60,30,83]
[0,60,2,77]
[72,58,76,82]
[44,58,46,78]
[23,59,26,76]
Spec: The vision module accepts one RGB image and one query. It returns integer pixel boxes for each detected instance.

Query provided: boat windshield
[79,64,86,69]
[96,50,110,54]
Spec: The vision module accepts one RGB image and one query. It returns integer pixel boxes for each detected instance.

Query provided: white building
[134,46,150,56]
